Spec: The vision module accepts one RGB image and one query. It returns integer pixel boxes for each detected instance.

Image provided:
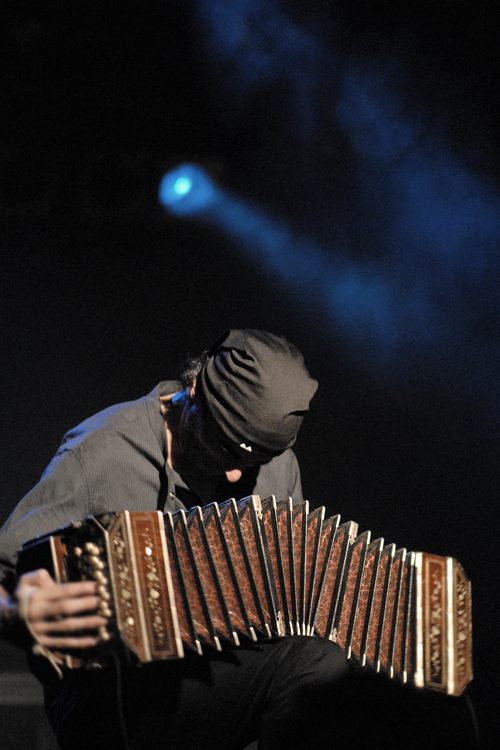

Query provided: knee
[302,635,348,674]
[273,636,349,694]
[259,638,349,748]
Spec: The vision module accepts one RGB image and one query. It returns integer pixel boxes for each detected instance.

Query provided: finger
[30,595,101,621]
[42,581,98,600]
[37,634,101,650]
[18,581,97,611]
[35,615,108,634]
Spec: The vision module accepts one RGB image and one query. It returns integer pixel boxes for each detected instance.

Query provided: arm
[0,449,91,587]
[0,449,105,653]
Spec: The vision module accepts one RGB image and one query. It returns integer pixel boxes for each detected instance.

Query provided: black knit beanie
[199,329,318,461]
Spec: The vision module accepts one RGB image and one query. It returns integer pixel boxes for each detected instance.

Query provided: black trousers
[44,638,476,750]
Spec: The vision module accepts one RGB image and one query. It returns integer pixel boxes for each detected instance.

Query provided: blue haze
[166,1,500,398]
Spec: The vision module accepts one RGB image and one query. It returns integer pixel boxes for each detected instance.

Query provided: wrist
[1,593,19,623]
[1,594,32,648]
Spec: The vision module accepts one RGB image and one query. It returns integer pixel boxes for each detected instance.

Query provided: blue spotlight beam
[159,163,403,352]
[211,196,402,351]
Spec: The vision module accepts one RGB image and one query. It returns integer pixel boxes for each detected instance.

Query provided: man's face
[175,391,263,482]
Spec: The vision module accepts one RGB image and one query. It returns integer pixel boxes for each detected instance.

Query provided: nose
[225,468,243,483]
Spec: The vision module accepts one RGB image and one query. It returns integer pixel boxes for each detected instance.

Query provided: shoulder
[54,381,179,454]
[58,391,152,450]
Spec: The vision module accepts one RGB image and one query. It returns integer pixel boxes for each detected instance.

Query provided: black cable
[464,692,481,749]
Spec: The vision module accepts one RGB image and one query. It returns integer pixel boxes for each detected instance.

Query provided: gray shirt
[0,382,303,593]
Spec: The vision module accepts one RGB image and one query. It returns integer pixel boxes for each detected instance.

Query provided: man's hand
[16,568,107,651]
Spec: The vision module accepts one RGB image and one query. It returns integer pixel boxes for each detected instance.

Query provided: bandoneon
[17,496,473,696]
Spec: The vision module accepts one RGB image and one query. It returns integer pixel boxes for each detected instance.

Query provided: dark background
[1,1,498,747]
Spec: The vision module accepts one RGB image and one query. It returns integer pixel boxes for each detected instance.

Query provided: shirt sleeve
[287,451,304,504]
[0,449,90,594]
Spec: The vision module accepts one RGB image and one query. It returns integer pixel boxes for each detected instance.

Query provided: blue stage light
[173,177,192,196]
[158,164,217,216]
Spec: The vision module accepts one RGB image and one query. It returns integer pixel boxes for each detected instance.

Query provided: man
[0,329,350,749]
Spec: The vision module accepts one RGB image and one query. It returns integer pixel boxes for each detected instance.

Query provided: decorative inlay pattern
[130,513,179,658]
[425,556,446,688]
[109,516,143,659]
[454,564,472,691]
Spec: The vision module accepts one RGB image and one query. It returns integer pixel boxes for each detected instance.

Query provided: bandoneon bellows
[17,496,473,696]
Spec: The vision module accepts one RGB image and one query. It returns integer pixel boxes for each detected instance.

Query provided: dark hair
[177,351,209,390]
[172,350,214,467]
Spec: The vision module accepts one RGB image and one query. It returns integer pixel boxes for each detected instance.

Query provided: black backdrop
[1,2,499,747]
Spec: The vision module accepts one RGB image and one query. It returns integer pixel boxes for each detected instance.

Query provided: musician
[0,329,351,750]
[0,329,476,749]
